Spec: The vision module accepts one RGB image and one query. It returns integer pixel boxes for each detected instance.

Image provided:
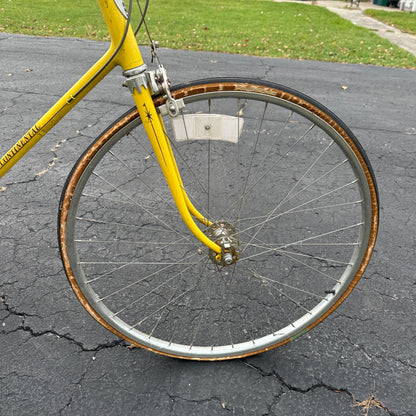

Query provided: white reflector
[171,114,243,143]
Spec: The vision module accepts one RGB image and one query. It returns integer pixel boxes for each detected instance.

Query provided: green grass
[0,0,110,40]
[365,9,416,35]
[1,0,416,68]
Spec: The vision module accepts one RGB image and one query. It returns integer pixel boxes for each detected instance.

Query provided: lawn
[1,0,415,68]
[365,9,416,35]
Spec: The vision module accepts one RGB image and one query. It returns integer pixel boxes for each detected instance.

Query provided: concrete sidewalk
[275,0,416,56]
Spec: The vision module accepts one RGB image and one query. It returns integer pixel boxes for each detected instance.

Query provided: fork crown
[123,64,148,94]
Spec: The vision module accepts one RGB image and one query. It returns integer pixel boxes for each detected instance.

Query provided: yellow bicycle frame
[0,0,221,254]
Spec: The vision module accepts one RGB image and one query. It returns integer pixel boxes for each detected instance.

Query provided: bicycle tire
[58,78,379,360]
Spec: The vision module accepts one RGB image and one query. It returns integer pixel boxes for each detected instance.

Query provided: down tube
[0,48,120,179]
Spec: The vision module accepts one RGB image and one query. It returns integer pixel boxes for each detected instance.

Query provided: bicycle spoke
[81,235,193,285]
[131,282,200,330]
[90,170,193,244]
[107,148,177,212]
[240,139,337,254]
[239,222,364,264]
[238,179,360,242]
[215,263,240,348]
[75,237,191,246]
[111,262,197,317]
[235,102,268,224]
[250,268,328,301]
[186,261,216,348]
[222,121,317,222]
[75,216,181,236]
[96,252,199,302]
[81,192,176,214]
[251,270,317,315]
[233,199,363,225]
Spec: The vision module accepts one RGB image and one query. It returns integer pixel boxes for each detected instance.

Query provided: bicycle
[0,0,379,360]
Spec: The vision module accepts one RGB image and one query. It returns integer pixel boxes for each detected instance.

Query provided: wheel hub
[204,221,240,266]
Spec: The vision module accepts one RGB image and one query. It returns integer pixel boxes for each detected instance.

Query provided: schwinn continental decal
[0,124,41,168]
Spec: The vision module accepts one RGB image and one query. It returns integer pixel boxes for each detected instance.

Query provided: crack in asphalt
[12,323,124,353]
[58,350,99,416]
[259,58,273,80]
[241,359,399,416]
[1,295,124,352]
[168,394,232,415]
[0,174,40,191]
[0,91,26,115]
[1,295,38,320]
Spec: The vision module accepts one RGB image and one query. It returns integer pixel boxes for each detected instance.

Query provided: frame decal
[113,0,128,19]
[0,124,41,169]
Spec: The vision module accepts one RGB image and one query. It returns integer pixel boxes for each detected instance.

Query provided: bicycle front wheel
[59,78,379,360]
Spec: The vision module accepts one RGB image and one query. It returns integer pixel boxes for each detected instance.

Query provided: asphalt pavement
[1,30,415,416]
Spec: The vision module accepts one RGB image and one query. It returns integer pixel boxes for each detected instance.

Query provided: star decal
[143,104,153,123]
